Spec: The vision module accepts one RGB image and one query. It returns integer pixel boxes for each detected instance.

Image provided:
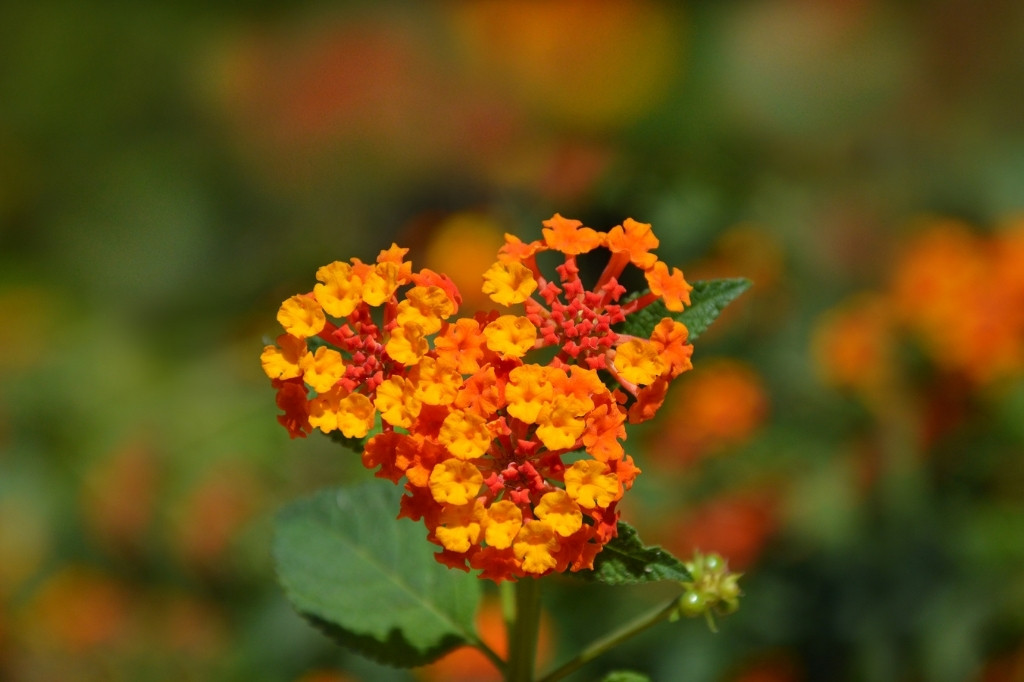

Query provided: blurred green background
[3,1,1024,680]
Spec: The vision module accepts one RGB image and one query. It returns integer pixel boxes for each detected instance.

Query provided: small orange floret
[645,261,692,312]
[649,318,693,378]
[541,213,604,255]
[498,233,544,264]
[606,218,659,269]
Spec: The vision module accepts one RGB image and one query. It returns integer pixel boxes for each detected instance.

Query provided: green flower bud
[678,589,707,618]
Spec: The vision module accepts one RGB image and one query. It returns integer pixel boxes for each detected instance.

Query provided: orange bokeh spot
[417,598,553,682]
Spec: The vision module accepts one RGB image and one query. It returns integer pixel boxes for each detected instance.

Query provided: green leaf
[621,278,751,341]
[602,672,653,682]
[576,522,692,585]
[273,481,482,667]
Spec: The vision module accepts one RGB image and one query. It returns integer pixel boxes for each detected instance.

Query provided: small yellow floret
[362,262,401,306]
[439,410,492,459]
[397,286,454,335]
[314,261,363,318]
[482,261,538,306]
[373,376,421,428]
[435,501,485,553]
[513,520,560,574]
[535,395,587,451]
[564,460,621,509]
[308,388,374,437]
[483,500,523,549]
[534,490,583,537]
[335,392,375,438]
[613,339,665,386]
[261,333,307,380]
[277,294,325,338]
[386,323,429,366]
[300,346,345,393]
[429,460,484,506]
[483,315,537,358]
[410,357,461,406]
[504,365,553,424]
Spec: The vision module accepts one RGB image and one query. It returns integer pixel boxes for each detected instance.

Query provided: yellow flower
[504,364,553,424]
[410,357,461,406]
[362,262,402,306]
[435,501,485,553]
[386,323,429,366]
[613,339,665,386]
[535,395,587,451]
[313,261,363,318]
[483,500,523,549]
[482,261,538,306]
[308,388,375,438]
[429,460,484,506]
[439,410,492,459]
[277,294,325,338]
[396,285,455,335]
[261,333,307,380]
[483,315,537,358]
[300,346,345,393]
[373,376,422,428]
[534,490,582,537]
[564,460,621,509]
[513,520,560,574]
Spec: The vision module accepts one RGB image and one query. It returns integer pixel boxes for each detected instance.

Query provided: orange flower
[606,217,659,270]
[644,261,692,312]
[541,213,603,254]
[264,215,706,579]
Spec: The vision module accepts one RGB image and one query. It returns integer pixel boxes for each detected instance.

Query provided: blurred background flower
[3,0,1024,679]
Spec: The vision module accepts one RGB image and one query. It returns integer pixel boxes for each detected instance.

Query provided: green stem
[537,597,680,682]
[507,578,543,682]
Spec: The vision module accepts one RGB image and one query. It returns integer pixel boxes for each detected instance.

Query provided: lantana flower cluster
[262,215,694,580]
[814,218,1024,393]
